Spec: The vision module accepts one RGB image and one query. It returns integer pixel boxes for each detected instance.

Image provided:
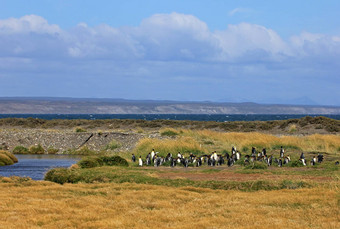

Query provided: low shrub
[101,156,129,167]
[0,150,18,166]
[12,146,29,154]
[161,129,179,137]
[47,147,59,154]
[78,157,103,168]
[78,156,128,168]
[0,154,13,166]
[75,127,87,132]
[29,144,45,154]
[44,168,73,184]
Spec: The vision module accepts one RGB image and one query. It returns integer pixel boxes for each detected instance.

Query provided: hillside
[1,97,340,114]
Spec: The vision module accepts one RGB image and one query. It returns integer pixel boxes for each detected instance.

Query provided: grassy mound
[0,150,18,166]
[77,155,128,168]
[12,146,29,154]
[45,156,128,184]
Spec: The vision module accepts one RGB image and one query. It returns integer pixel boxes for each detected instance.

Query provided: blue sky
[0,0,340,105]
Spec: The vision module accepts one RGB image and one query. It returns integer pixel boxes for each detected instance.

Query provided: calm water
[1,114,339,121]
[0,154,81,180]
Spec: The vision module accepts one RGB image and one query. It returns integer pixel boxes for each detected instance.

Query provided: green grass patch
[44,166,313,191]
[160,130,179,137]
[12,146,29,154]
[244,162,268,170]
[29,144,45,154]
[0,150,18,166]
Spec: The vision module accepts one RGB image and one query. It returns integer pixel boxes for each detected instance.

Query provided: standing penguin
[131,154,136,162]
[138,156,143,167]
[300,152,305,160]
[280,146,284,158]
[151,149,155,161]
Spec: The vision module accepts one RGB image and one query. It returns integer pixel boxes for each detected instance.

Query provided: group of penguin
[131,146,326,168]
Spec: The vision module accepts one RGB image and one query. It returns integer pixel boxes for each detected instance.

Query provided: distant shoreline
[1,114,340,122]
[1,98,340,114]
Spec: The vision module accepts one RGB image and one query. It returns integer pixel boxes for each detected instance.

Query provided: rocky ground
[0,128,146,153]
[0,116,338,154]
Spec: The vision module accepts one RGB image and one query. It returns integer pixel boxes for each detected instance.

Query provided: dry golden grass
[134,136,208,157]
[0,177,339,229]
[179,130,340,155]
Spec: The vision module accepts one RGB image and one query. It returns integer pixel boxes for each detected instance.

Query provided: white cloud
[1,13,339,64]
[228,8,253,17]
[0,15,61,34]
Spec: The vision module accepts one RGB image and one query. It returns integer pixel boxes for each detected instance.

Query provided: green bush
[29,144,45,154]
[0,150,18,166]
[0,154,13,166]
[13,146,29,154]
[161,130,179,137]
[78,157,103,168]
[75,127,87,132]
[78,156,128,168]
[47,147,59,154]
[44,168,72,184]
[101,156,129,167]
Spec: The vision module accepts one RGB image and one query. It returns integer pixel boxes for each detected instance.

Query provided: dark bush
[78,157,103,168]
[44,168,71,184]
[13,146,29,154]
[101,156,129,167]
[161,130,179,137]
[29,144,45,154]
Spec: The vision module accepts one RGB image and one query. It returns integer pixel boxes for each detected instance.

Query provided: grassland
[1,116,339,228]
[0,175,339,229]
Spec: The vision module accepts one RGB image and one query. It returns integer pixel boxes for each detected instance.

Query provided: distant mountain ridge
[0,97,339,114]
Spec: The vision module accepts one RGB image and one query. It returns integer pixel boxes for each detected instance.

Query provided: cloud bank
[0,13,339,105]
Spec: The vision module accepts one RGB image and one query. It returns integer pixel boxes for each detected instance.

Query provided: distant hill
[0,97,339,114]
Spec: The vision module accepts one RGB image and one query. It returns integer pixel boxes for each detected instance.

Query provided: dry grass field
[0,176,339,229]
[1,117,339,228]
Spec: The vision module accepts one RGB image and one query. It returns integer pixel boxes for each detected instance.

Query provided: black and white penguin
[131,154,136,162]
[317,154,324,163]
[300,152,305,160]
[280,146,284,158]
[138,156,143,167]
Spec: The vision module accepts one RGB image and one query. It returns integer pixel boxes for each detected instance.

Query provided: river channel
[0,154,81,180]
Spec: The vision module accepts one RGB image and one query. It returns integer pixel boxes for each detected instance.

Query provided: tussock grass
[160,128,179,137]
[28,144,45,154]
[133,137,207,158]
[0,150,18,166]
[0,177,339,228]
[179,130,340,155]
